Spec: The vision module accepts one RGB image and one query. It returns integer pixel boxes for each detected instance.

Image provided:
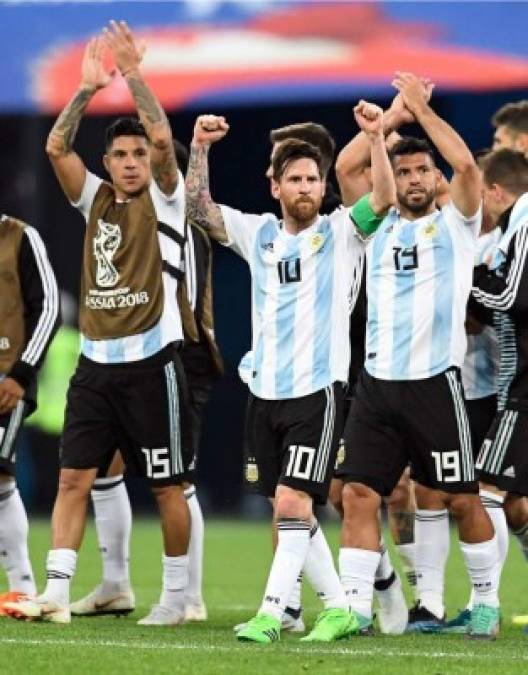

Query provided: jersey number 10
[277,258,302,284]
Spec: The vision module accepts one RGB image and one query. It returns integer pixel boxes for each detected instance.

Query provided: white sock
[160,554,189,612]
[91,476,131,589]
[0,482,36,595]
[260,519,311,621]
[285,574,302,613]
[396,543,416,593]
[513,522,528,563]
[375,538,395,583]
[303,522,346,609]
[415,509,449,618]
[43,548,77,605]
[468,491,509,608]
[184,486,204,605]
[460,535,500,608]
[339,547,381,619]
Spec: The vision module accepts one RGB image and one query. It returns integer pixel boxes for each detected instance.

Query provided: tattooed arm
[46,37,112,202]
[104,20,178,196]
[185,115,230,244]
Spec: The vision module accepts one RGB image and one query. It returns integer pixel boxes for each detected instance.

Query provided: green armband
[349,194,384,236]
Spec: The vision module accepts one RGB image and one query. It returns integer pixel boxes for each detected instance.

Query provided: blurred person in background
[492,101,528,153]
[0,214,59,612]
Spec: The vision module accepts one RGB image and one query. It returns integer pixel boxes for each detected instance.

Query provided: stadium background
[2,0,528,515]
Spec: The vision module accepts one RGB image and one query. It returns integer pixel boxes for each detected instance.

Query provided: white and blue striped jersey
[221,205,365,400]
[73,171,185,364]
[462,227,501,400]
[365,201,481,381]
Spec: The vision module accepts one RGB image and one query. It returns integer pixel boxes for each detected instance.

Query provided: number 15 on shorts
[142,447,170,479]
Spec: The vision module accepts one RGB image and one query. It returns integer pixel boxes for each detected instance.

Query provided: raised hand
[389,76,434,124]
[354,100,384,137]
[192,115,230,146]
[391,72,431,115]
[80,37,114,91]
[0,378,24,415]
[103,20,144,77]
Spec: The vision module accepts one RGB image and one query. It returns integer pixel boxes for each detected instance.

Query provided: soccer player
[5,22,192,625]
[492,101,528,153]
[69,142,223,623]
[185,100,395,643]
[336,71,501,639]
[0,215,59,613]
[471,148,528,581]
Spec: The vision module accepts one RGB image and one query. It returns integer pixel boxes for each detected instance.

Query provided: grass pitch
[1,518,527,675]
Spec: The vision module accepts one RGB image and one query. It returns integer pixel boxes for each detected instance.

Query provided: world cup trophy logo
[93,219,122,287]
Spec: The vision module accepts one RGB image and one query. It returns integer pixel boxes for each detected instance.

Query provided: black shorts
[476,405,528,495]
[336,368,478,497]
[60,344,193,487]
[0,401,29,476]
[244,383,344,505]
[466,395,497,460]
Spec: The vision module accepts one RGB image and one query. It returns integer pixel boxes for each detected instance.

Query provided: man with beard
[185,101,395,643]
[335,72,501,639]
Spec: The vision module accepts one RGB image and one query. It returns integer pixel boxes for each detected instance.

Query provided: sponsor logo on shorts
[245,461,258,483]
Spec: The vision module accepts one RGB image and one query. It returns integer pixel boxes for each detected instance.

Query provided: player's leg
[405,369,500,639]
[0,403,36,609]
[70,450,134,617]
[386,468,417,597]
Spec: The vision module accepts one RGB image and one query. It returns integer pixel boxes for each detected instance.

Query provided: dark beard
[398,189,436,217]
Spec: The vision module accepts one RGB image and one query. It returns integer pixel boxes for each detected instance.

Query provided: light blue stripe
[430,213,454,375]
[106,336,125,363]
[274,236,301,397]
[390,221,417,379]
[252,220,279,396]
[312,219,333,391]
[366,213,397,376]
[142,322,162,359]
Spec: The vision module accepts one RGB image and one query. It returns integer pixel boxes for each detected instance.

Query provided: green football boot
[236,612,281,644]
[466,604,500,640]
[301,608,359,642]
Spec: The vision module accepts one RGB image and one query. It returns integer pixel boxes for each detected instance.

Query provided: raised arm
[393,71,481,218]
[104,20,178,196]
[336,84,432,207]
[46,37,113,202]
[353,101,396,215]
[185,115,230,244]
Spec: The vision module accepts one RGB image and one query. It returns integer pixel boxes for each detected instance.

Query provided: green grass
[1,519,527,674]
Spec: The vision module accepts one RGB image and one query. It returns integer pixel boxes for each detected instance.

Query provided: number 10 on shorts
[431,450,461,483]
[142,447,170,479]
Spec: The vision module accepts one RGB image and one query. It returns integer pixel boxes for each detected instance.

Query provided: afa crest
[423,222,438,239]
[310,233,325,253]
[245,462,259,483]
[336,440,346,467]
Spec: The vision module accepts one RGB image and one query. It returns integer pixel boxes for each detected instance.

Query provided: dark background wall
[4,86,528,514]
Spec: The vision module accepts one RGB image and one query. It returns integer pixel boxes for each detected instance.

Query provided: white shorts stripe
[0,401,25,461]
[164,362,182,475]
[313,386,335,483]
[446,371,473,481]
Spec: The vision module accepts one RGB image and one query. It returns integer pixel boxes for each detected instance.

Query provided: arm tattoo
[126,75,164,126]
[185,143,226,241]
[49,88,94,153]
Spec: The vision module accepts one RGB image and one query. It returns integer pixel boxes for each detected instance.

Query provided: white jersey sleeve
[444,200,482,237]
[71,171,103,223]
[219,204,272,260]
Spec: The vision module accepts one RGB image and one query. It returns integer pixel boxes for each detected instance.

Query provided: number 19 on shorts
[431,450,461,483]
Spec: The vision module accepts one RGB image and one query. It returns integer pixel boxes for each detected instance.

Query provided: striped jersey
[462,227,501,400]
[73,171,185,364]
[365,201,480,380]
[221,205,365,400]
[472,192,528,410]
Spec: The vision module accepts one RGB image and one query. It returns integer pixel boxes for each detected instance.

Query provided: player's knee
[57,468,94,498]
[503,494,528,530]
[151,483,185,506]
[446,492,479,520]
[342,481,380,519]
[275,489,311,521]
[386,483,409,511]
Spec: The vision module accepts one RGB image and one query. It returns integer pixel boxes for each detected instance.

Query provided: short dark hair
[389,136,436,165]
[492,101,528,134]
[481,148,528,195]
[104,117,149,150]
[270,123,335,176]
[271,139,323,182]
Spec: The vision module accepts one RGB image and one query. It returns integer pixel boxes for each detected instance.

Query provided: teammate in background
[5,22,192,625]
[0,215,59,613]
[471,148,528,600]
[69,142,223,623]
[492,101,528,153]
[186,101,395,643]
[336,72,501,639]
